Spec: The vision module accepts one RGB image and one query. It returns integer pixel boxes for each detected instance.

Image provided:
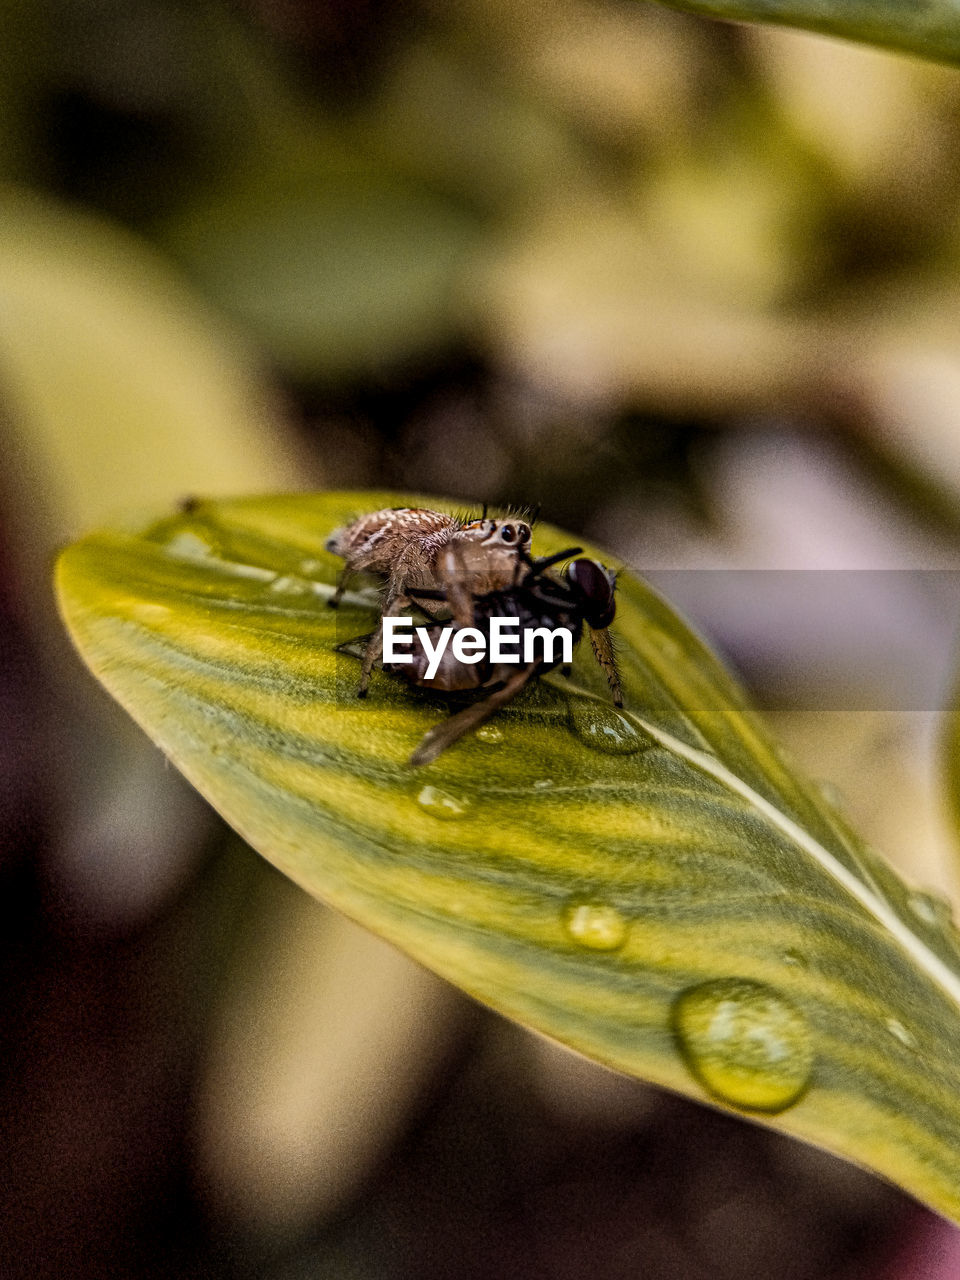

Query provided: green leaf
[165,179,481,382]
[55,490,960,1223]
[0,186,297,542]
[650,0,960,65]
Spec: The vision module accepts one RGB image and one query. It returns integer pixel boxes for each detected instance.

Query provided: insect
[379,547,623,765]
[326,506,533,695]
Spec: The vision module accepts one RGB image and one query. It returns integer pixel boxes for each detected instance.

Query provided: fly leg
[409,663,540,766]
[588,626,623,707]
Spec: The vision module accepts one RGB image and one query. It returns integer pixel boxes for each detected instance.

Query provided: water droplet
[415,785,470,820]
[267,574,311,596]
[907,890,955,929]
[164,530,214,559]
[884,1017,917,1049]
[476,725,504,745]
[908,893,938,925]
[219,560,276,581]
[130,601,171,624]
[672,978,814,1114]
[562,901,629,951]
[781,949,808,969]
[569,702,647,755]
[815,779,845,810]
[774,744,796,769]
[655,632,682,660]
[533,779,554,790]
[300,558,323,576]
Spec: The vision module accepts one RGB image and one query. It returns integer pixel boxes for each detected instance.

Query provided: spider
[347,546,623,765]
[326,505,533,695]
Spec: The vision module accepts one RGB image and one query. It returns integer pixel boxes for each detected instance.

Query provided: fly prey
[343,547,623,765]
[326,506,532,695]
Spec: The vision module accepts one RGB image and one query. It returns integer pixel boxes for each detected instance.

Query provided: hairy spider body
[327,506,533,694]
[379,549,623,765]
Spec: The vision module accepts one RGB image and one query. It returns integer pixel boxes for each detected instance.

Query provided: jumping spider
[326,505,533,695]
[346,546,623,765]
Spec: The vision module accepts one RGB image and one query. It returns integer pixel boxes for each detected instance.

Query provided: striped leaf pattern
[55,491,960,1222]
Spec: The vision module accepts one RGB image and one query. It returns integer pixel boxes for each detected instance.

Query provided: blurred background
[5,0,960,1275]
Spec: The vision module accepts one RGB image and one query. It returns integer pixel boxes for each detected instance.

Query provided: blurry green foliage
[3,1,960,1275]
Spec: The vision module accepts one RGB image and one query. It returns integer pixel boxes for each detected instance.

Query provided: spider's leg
[588,626,623,707]
[356,624,383,697]
[357,592,409,696]
[408,586,447,601]
[409,663,540,766]
[439,543,475,627]
[329,568,351,608]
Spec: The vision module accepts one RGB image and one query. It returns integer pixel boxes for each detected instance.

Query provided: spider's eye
[500,524,516,543]
[516,523,531,546]
[567,558,616,628]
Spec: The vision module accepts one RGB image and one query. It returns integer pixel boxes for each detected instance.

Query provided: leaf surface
[652,0,960,65]
[56,490,960,1222]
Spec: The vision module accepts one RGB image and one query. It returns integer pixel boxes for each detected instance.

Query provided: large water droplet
[476,725,504,745]
[416,785,470,820]
[569,702,648,755]
[562,901,629,951]
[672,978,814,1114]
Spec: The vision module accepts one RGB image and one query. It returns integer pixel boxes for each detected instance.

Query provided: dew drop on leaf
[162,529,215,559]
[568,702,648,755]
[907,888,957,931]
[266,574,311,596]
[672,978,814,1114]
[415,785,470,820]
[130,601,172,624]
[653,631,682,661]
[561,901,629,951]
[815,779,846,810]
[475,725,504,744]
[884,1018,918,1050]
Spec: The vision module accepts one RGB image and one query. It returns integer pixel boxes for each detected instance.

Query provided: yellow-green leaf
[651,0,960,66]
[0,186,297,544]
[55,490,960,1223]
